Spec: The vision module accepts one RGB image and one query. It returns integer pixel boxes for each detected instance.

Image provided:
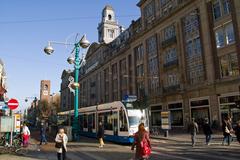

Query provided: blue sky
[0,0,140,111]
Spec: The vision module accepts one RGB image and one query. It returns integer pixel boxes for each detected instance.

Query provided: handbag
[141,140,151,156]
[55,142,63,148]
[225,126,230,134]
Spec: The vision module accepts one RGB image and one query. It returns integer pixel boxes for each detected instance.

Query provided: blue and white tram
[57,101,149,144]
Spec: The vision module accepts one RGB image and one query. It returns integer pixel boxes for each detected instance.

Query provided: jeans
[40,134,47,144]
[205,134,211,144]
[222,134,232,145]
[57,147,66,160]
[191,133,196,146]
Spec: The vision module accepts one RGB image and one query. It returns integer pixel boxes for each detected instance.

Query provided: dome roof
[104,5,114,11]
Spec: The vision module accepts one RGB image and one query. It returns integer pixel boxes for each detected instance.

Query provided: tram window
[119,110,128,131]
[105,112,113,130]
[83,114,88,128]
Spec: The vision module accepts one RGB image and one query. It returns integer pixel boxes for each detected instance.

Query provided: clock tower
[40,80,50,102]
[98,5,121,44]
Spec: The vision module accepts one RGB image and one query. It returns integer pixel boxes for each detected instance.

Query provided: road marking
[152,151,195,160]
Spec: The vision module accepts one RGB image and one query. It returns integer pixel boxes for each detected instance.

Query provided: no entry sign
[8,98,19,110]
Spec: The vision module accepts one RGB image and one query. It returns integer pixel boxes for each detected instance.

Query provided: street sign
[14,114,21,132]
[123,95,137,102]
[161,111,171,130]
[7,98,19,110]
[0,116,13,132]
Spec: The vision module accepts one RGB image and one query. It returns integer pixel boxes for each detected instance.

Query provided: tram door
[113,112,118,136]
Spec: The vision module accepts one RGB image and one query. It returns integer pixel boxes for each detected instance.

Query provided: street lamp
[43,34,90,141]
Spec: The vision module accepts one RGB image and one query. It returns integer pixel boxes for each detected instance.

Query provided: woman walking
[55,128,68,160]
[222,117,233,146]
[97,121,105,148]
[131,123,151,160]
[22,123,30,147]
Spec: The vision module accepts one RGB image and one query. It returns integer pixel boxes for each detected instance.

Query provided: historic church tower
[98,5,120,44]
[40,80,50,102]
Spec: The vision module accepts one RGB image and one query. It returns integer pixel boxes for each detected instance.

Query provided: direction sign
[7,99,19,110]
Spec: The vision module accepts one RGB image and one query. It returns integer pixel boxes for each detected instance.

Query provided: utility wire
[0,15,140,24]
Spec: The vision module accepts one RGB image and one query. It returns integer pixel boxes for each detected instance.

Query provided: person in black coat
[97,121,105,148]
[234,121,240,144]
[202,119,213,145]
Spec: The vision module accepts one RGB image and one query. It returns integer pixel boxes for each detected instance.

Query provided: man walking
[188,118,198,147]
[40,122,47,145]
[202,118,213,145]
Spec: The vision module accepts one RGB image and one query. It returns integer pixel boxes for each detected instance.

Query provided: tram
[57,101,149,143]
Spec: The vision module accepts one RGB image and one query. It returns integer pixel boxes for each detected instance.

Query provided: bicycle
[0,134,28,155]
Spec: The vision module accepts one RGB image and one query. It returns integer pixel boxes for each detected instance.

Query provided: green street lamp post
[43,34,90,141]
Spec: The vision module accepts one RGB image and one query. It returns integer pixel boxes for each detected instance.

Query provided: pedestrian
[188,118,199,147]
[22,123,30,147]
[97,121,105,148]
[131,123,151,160]
[234,121,240,144]
[202,118,213,145]
[55,128,68,160]
[40,122,47,145]
[222,117,233,146]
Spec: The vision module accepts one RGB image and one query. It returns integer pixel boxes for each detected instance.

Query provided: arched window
[108,14,112,20]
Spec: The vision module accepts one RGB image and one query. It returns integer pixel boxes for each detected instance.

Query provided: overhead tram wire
[0,15,140,25]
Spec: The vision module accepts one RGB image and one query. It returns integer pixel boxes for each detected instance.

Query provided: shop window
[170,110,183,126]
[151,111,161,126]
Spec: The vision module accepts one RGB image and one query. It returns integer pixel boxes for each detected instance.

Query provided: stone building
[60,70,74,112]
[78,0,240,129]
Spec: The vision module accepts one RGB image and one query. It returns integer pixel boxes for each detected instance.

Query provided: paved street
[0,136,239,160]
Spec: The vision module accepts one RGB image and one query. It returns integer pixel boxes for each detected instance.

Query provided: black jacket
[97,125,104,138]
[202,123,213,135]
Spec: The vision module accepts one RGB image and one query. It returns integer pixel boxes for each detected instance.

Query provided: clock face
[43,90,48,96]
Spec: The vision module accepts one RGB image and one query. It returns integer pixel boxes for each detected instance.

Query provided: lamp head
[67,56,75,64]
[44,44,54,55]
[79,34,90,48]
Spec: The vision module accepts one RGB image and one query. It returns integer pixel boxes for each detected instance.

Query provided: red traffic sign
[8,98,19,110]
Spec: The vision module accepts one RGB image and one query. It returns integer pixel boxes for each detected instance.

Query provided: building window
[163,25,176,41]
[215,28,224,48]
[183,11,205,84]
[108,29,114,38]
[225,23,235,44]
[134,44,144,62]
[212,0,231,21]
[220,53,239,78]
[165,73,179,87]
[215,23,235,48]
[164,48,177,64]
[168,103,183,126]
[144,1,155,19]
[136,64,144,77]
[146,35,157,57]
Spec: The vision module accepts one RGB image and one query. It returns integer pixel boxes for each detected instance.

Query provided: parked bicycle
[0,133,28,155]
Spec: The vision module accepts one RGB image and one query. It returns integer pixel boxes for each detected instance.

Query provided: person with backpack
[131,123,151,160]
[202,118,213,145]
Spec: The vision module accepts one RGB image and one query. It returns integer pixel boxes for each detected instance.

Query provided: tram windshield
[127,109,144,127]
[128,116,141,127]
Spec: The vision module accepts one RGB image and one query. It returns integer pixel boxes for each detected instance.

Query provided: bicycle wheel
[15,148,28,155]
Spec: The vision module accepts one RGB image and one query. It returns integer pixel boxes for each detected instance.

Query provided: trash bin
[64,126,72,141]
